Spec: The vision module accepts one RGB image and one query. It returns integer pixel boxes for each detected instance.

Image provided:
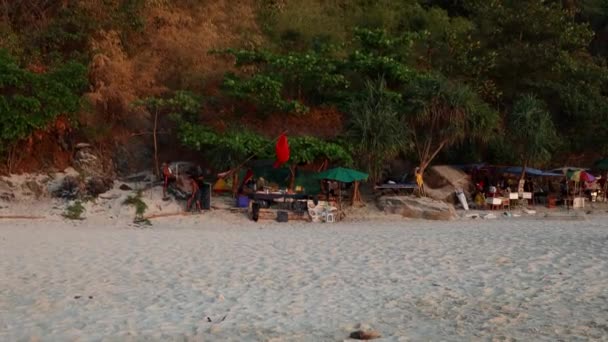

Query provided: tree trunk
[153,109,159,179]
[289,165,296,191]
[418,140,447,174]
[5,144,21,175]
[232,171,239,199]
[352,181,361,206]
[519,159,528,181]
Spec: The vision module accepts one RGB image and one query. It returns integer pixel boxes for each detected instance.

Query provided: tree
[508,94,558,179]
[134,91,202,177]
[285,136,352,190]
[177,123,351,192]
[402,73,498,173]
[464,0,608,152]
[0,49,87,172]
[347,77,406,182]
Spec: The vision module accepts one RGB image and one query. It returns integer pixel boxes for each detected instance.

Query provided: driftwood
[144,212,193,220]
[0,215,45,219]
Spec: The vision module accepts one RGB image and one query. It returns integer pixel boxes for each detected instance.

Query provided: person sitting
[474,191,486,209]
[487,185,497,197]
[238,169,255,195]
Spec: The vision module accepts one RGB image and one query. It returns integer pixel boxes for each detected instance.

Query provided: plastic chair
[325,213,335,223]
[501,198,510,210]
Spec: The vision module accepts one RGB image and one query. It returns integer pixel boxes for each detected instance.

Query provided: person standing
[162,162,173,199]
[186,175,201,212]
[415,167,425,197]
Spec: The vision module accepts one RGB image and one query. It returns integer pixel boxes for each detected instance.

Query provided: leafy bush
[123,191,150,225]
[63,201,85,220]
[0,50,87,154]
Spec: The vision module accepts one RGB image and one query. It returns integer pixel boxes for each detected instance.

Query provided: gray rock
[52,176,83,199]
[119,183,132,191]
[23,180,44,199]
[86,177,113,197]
[377,195,457,221]
[74,148,105,178]
[0,192,15,202]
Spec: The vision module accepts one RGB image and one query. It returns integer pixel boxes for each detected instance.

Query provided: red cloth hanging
[242,169,254,185]
[273,134,290,168]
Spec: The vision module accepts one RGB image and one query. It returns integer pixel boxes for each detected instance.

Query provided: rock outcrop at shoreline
[424,165,472,204]
[377,195,457,221]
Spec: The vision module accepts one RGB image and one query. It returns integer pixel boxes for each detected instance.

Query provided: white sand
[1,213,608,341]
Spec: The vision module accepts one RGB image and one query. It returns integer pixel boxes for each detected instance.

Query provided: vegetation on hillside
[1,0,608,177]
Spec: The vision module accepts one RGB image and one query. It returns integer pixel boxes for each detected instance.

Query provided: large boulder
[74,143,108,178]
[86,177,114,197]
[377,195,457,221]
[52,175,84,199]
[52,175,114,199]
[0,179,15,202]
[424,165,472,204]
[23,180,44,199]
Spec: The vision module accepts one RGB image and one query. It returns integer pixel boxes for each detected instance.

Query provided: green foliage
[63,201,85,220]
[178,122,351,169]
[26,4,99,63]
[0,50,87,152]
[508,95,558,169]
[179,123,271,169]
[258,0,422,50]
[402,72,499,170]
[216,47,351,114]
[123,190,150,225]
[222,73,307,114]
[287,136,352,166]
[135,91,203,123]
[347,78,407,181]
[2,1,149,63]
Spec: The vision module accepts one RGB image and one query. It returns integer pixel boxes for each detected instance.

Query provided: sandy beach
[1,213,608,341]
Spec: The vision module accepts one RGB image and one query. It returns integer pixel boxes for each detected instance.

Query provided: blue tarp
[501,166,562,177]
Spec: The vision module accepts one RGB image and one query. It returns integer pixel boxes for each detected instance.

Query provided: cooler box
[573,197,585,208]
[201,182,211,210]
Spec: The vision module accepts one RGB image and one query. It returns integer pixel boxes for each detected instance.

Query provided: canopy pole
[338,183,342,221]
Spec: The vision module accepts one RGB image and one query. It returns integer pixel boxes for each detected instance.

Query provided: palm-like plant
[347,77,407,182]
[403,73,498,173]
[508,94,558,179]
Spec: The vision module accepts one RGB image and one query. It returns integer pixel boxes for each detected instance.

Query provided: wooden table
[250,192,312,211]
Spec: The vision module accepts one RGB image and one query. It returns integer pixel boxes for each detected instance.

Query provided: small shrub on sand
[122,190,151,225]
[63,201,85,220]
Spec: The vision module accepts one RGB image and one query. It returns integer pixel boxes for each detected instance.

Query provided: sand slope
[1,217,608,341]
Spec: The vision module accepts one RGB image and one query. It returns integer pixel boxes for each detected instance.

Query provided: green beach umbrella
[594,158,608,170]
[314,167,368,183]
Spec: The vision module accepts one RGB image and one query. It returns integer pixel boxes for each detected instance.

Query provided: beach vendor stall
[593,158,608,201]
[499,167,561,208]
[566,169,596,208]
[314,167,369,221]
